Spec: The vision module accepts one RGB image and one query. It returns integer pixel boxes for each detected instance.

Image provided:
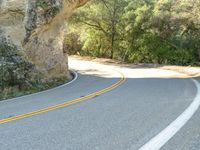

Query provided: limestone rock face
[0,0,89,79]
[0,0,26,49]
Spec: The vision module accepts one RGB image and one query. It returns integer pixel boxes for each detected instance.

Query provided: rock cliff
[0,0,89,79]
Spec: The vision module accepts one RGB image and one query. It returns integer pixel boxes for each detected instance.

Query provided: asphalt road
[0,58,200,150]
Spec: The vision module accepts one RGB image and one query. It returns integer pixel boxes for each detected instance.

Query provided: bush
[63,32,82,55]
[0,38,70,100]
[0,39,35,91]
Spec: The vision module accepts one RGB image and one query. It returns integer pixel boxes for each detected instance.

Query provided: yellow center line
[0,70,126,125]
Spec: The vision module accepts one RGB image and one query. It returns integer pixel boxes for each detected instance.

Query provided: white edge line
[0,70,78,103]
[138,78,200,150]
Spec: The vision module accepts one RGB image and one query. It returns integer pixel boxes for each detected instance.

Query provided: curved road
[0,58,200,150]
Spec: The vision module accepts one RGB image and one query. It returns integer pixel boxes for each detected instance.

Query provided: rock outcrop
[0,0,89,79]
[0,0,26,49]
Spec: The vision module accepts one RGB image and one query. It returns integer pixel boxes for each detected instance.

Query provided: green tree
[66,0,200,65]
[69,0,127,59]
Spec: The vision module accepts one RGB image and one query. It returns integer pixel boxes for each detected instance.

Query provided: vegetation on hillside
[65,0,200,66]
[0,38,70,100]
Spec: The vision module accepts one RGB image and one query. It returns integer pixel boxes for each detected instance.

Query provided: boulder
[0,0,89,79]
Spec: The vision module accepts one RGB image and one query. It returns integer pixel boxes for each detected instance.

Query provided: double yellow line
[0,70,126,125]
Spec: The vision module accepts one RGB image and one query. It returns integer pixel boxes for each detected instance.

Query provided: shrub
[0,39,35,91]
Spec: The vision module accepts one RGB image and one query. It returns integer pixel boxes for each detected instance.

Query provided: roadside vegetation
[0,39,70,101]
[65,0,200,66]
[0,76,69,101]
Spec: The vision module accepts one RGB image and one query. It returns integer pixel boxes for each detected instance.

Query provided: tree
[66,0,200,65]
[70,0,127,59]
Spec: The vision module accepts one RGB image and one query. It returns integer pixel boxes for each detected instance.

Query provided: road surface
[0,58,200,150]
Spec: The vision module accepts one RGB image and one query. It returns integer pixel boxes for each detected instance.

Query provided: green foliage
[0,75,69,101]
[68,0,128,59]
[0,40,34,91]
[0,38,70,101]
[0,40,70,100]
[65,0,200,66]
[63,31,83,55]
[36,1,49,9]
[36,0,61,17]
